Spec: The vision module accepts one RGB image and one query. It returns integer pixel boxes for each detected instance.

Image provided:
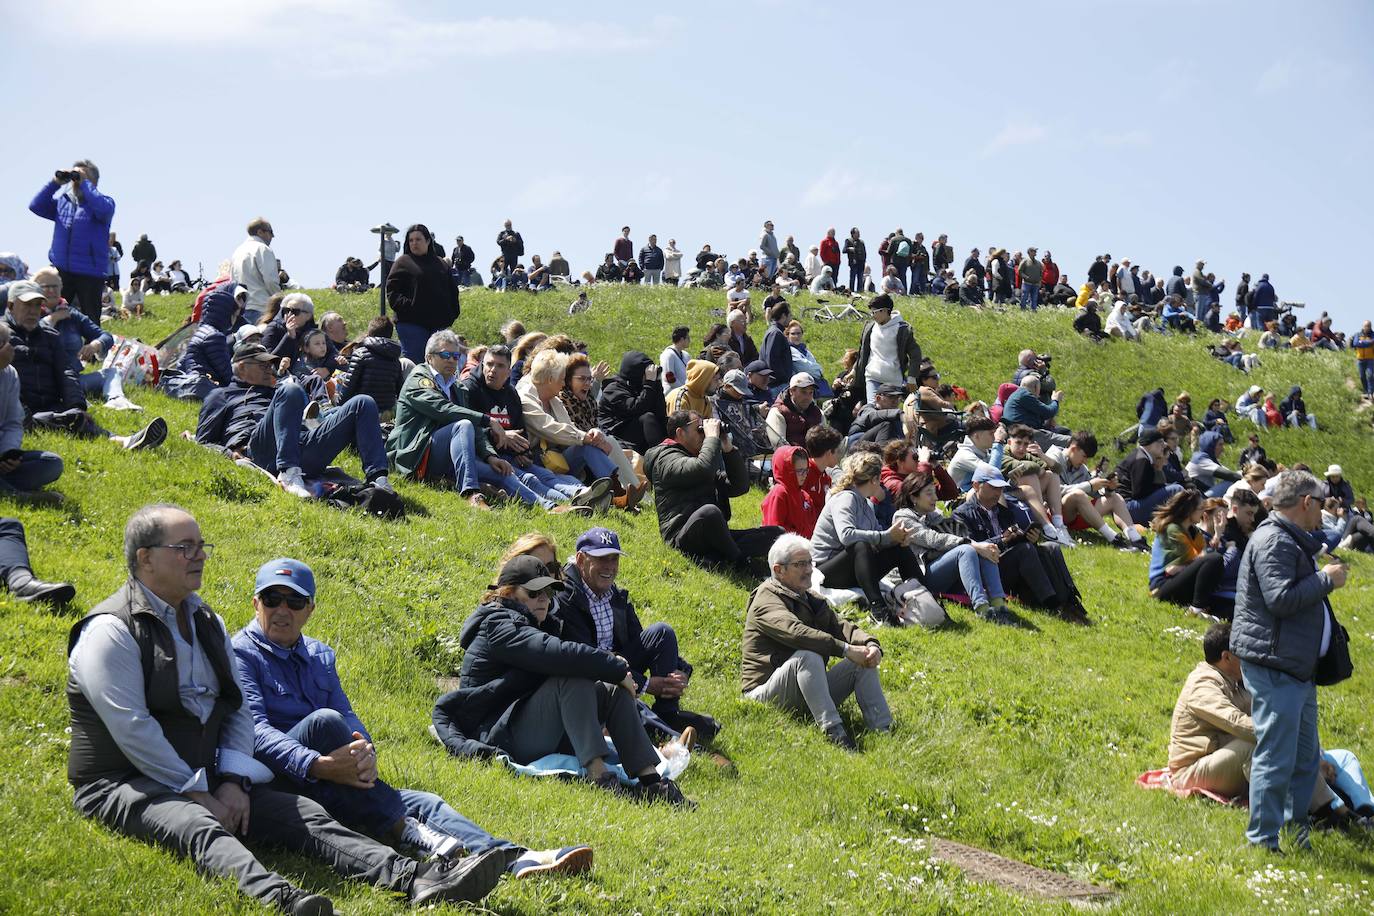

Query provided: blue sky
[5,0,1372,328]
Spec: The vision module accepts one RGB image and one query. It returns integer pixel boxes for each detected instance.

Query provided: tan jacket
[517,377,585,448]
[740,577,878,692]
[1168,661,1254,772]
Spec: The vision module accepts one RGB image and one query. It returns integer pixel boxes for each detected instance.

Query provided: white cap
[1327,464,1343,478]
[789,372,817,389]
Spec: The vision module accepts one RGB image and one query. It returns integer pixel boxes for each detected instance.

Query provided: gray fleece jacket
[810,488,891,566]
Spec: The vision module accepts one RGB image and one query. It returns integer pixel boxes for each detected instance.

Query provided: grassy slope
[3,286,1373,915]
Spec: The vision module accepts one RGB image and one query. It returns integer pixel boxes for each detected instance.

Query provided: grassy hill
[3,286,1373,915]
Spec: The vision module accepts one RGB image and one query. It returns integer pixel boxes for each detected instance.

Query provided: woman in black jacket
[431,555,691,806]
[335,316,405,415]
[386,223,460,362]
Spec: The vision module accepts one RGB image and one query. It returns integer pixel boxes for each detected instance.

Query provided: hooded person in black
[385,223,460,362]
[597,351,667,454]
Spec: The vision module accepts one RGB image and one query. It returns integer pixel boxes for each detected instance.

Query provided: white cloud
[30,1,663,71]
[980,120,1048,158]
[800,167,897,207]
[1097,129,1151,148]
[512,174,589,211]
[1256,59,1297,94]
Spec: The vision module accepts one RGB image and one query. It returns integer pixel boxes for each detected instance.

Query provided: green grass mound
[3,287,1372,914]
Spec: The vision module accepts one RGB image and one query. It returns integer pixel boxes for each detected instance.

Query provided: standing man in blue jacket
[29,160,114,325]
[1229,470,1349,852]
[637,234,665,286]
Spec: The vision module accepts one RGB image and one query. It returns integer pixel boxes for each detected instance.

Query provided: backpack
[892,579,947,628]
[325,482,406,519]
[894,240,911,259]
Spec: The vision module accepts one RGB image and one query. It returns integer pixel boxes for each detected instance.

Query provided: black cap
[877,383,906,398]
[232,342,277,363]
[492,555,565,592]
[1139,429,1165,446]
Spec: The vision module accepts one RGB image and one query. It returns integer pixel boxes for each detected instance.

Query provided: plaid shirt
[579,579,616,652]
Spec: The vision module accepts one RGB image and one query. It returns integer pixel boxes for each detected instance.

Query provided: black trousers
[817,541,922,609]
[0,517,33,582]
[671,505,780,565]
[59,268,106,324]
[1154,552,1227,614]
[999,541,1080,609]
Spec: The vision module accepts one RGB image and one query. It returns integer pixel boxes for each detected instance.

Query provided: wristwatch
[224,773,253,793]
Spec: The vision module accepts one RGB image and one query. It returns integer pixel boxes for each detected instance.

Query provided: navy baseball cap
[576,527,624,557]
[970,463,1010,487]
[254,558,316,598]
[745,360,773,376]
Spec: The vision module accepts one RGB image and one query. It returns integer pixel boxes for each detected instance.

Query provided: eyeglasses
[149,542,214,559]
[433,350,463,360]
[781,558,814,569]
[571,374,593,383]
[259,590,310,610]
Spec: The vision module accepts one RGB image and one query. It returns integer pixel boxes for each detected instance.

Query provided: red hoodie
[762,444,825,537]
[819,237,841,268]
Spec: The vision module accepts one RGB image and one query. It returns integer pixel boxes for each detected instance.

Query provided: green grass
[3,286,1374,914]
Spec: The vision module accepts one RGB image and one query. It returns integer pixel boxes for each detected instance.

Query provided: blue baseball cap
[970,463,1010,487]
[254,558,316,598]
[575,527,624,557]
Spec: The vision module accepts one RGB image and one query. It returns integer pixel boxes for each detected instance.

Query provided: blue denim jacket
[231,619,368,782]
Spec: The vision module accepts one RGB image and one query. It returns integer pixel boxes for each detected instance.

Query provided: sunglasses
[259,590,310,610]
[433,350,463,360]
[281,307,305,316]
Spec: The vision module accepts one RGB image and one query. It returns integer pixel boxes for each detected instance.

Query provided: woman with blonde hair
[808,451,920,620]
[501,532,561,576]
[517,349,634,507]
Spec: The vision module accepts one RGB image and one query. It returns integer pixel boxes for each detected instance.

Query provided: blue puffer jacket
[177,284,238,388]
[49,308,113,375]
[1230,514,1334,681]
[29,180,116,278]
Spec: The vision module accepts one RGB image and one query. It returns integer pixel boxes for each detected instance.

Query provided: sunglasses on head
[260,590,310,610]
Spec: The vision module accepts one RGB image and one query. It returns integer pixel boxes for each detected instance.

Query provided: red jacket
[819,237,841,267]
[762,444,825,537]
[1041,260,1060,287]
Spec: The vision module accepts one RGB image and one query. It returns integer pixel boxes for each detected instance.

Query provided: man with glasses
[1230,470,1352,852]
[740,533,890,750]
[3,279,166,451]
[230,217,281,323]
[197,342,392,499]
[68,505,507,912]
[233,557,593,883]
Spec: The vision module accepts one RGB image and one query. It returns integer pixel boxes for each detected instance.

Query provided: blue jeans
[924,543,1004,608]
[0,450,64,493]
[510,458,583,499]
[910,270,928,295]
[395,322,431,364]
[892,262,908,293]
[1241,661,1320,848]
[1359,360,1374,397]
[1325,749,1374,812]
[762,257,777,278]
[428,420,555,508]
[286,709,515,856]
[248,381,388,478]
[1019,284,1040,311]
[1126,484,1183,525]
[561,443,616,481]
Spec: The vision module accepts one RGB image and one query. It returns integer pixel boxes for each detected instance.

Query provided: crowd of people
[2,161,1371,911]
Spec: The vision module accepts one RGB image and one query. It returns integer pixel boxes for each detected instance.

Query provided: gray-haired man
[740,533,891,750]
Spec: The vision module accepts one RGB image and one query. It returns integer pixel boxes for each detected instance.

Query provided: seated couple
[387,332,609,514]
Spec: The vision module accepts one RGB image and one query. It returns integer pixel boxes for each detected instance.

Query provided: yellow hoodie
[665,359,717,418]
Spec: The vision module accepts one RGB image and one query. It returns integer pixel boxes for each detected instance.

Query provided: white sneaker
[400,816,462,860]
[277,467,313,498]
[104,396,143,411]
[1051,525,1077,547]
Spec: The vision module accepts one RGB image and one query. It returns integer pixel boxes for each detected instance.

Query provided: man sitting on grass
[1169,621,1369,831]
[196,342,392,499]
[4,279,166,451]
[740,533,891,751]
[233,557,592,882]
[68,504,507,914]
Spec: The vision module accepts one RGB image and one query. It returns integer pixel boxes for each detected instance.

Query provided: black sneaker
[656,707,722,745]
[280,889,334,915]
[636,778,697,809]
[978,605,1021,627]
[125,416,167,451]
[826,729,859,751]
[571,476,613,510]
[408,848,506,906]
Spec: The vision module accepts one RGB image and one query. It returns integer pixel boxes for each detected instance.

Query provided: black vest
[66,581,241,787]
